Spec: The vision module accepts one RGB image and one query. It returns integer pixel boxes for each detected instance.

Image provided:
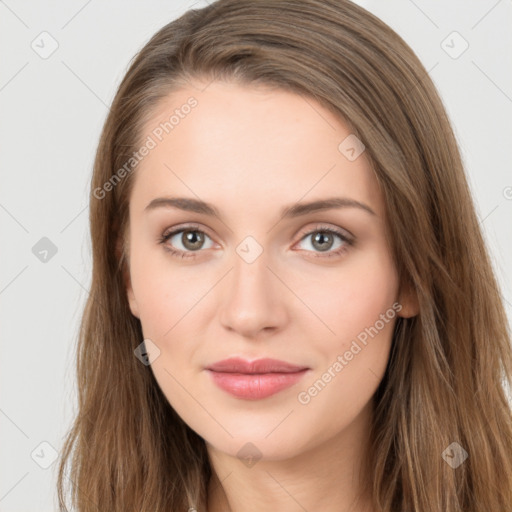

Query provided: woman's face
[124,80,416,461]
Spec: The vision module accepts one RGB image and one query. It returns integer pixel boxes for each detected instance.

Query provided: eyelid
[161,222,215,240]
[295,222,354,243]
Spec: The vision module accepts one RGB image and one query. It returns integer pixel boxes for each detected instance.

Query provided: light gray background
[1,1,511,510]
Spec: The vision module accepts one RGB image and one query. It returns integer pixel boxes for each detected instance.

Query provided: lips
[206,357,308,374]
[205,357,309,400]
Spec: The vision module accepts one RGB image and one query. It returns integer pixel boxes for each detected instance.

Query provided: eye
[158,223,354,260]
[294,224,354,259]
[158,224,215,259]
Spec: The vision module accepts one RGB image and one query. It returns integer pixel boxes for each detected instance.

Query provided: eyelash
[157,223,354,260]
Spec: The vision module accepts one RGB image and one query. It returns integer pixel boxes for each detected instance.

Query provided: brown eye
[310,231,336,252]
[295,226,354,259]
[159,226,215,258]
[179,230,206,251]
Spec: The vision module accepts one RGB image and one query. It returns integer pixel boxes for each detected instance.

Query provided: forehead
[130,81,383,219]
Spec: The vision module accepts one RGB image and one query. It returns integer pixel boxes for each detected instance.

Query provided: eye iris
[312,231,333,252]
[182,230,204,251]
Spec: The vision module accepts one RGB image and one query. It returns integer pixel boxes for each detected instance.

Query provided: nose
[219,247,288,339]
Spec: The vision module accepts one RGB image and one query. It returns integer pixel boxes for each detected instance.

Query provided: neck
[206,401,375,512]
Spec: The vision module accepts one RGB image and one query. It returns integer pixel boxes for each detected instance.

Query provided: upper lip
[206,357,308,374]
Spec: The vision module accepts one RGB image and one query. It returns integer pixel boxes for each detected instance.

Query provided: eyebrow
[144,196,376,218]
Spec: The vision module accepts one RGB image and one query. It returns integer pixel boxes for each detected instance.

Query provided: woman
[57,0,512,510]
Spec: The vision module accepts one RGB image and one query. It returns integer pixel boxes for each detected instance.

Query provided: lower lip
[206,369,308,400]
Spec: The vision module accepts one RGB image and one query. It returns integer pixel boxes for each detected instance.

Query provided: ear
[396,279,419,318]
[116,234,140,319]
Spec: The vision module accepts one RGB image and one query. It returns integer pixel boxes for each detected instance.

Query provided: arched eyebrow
[144,196,376,219]
[280,197,376,217]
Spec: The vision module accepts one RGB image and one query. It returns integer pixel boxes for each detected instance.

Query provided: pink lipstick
[205,357,309,400]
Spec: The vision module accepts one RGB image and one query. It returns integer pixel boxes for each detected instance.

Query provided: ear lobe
[126,279,140,319]
[397,280,419,318]
[116,235,140,319]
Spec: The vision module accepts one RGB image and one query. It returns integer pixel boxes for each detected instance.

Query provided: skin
[124,80,418,512]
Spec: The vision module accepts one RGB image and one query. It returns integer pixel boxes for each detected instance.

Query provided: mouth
[205,357,310,400]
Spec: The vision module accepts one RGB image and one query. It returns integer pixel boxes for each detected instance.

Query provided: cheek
[296,246,398,405]
[294,254,398,439]
[129,252,205,413]
[303,245,399,345]
[129,243,205,338]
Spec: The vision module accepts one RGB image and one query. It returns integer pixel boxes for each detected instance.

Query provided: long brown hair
[57,1,512,510]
